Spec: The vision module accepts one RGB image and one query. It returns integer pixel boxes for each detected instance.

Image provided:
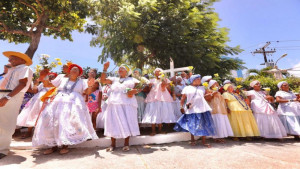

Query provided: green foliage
[0,0,94,58]
[88,0,243,77]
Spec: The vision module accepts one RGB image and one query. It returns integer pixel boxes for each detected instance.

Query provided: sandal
[106,146,115,152]
[202,143,211,148]
[189,141,196,146]
[59,148,69,155]
[43,147,58,155]
[122,146,130,152]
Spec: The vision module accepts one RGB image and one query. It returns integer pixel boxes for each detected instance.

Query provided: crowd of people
[0,51,300,159]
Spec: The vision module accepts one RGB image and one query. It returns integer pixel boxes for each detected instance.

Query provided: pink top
[87,90,100,113]
[145,78,173,103]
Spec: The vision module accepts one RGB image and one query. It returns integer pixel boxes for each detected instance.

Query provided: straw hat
[3,51,32,66]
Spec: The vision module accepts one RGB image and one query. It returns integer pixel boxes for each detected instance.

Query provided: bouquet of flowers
[202,82,209,90]
[158,72,166,82]
[263,87,271,95]
[39,54,62,70]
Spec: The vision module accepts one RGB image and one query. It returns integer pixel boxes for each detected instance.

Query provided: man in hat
[0,51,33,159]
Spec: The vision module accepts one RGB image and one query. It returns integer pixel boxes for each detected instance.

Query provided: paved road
[1,138,300,169]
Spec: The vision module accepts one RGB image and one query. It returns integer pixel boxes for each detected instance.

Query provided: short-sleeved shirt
[0,64,33,93]
[182,85,211,114]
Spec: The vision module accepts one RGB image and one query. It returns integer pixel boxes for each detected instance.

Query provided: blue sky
[1,0,300,73]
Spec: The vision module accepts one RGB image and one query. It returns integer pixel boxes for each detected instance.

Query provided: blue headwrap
[134,68,142,75]
[189,74,201,83]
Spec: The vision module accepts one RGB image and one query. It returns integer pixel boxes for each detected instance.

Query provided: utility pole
[251,41,276,66]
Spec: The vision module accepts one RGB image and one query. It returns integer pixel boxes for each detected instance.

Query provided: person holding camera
[174,74,215,147]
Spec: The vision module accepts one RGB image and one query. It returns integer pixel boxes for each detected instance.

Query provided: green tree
[89,0,244,77]
[0,0,94,58]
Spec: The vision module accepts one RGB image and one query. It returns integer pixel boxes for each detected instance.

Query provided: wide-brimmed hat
[3,51,32,66]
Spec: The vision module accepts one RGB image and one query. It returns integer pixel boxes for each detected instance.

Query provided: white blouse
[107,76,140,107]
[182,85,212,114]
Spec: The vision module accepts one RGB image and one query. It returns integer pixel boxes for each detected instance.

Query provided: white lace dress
[32,77,98,147]
[104,77,140,138]
[275,91,300,135]
[247,90,286,138]
[17,84,50,127]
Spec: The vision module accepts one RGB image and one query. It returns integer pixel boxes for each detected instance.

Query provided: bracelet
[103,70,107,73]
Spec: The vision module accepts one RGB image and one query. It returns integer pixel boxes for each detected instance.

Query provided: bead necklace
[119,77,127,84]
[229,92,249,110]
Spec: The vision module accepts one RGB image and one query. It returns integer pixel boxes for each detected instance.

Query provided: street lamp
[275,53,288,66]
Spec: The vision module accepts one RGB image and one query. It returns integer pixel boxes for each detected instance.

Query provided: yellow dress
[222,92,260,137]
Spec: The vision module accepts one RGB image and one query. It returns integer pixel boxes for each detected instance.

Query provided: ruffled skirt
[254,113,287,138]
[228,110,260,137]
[32,92,98,147]
[279,115,300,135]
[17,91,47,127]
[142,101,176,124]
[104,104,140,138]
[211,113,234,138]
[174,111,216,136]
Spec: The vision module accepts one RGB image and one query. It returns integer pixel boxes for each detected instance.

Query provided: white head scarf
[223,80,231,85]
[277,81,288,89]
[201,75,212,84]
[153,68,163,74]
[250,80,260,88]
[208,80,217,88]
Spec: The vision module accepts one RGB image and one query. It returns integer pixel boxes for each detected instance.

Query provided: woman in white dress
[142,68,176,136]
[275,81,300,140]
[174,74,215,147]
[101,62,140,152]
[32,64,98,155]
[17,73,57,138]
[247,80,286,139]
[206,80,233,143]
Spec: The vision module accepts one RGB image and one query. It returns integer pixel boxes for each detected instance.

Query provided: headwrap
[69,64,83,76]
[201,75,212,84]
[119,64,132,75]
[134,68,142,75]
[189,74,201,83]
[209,80,217,88]
[48,72,58,78]
[277,81,288,89]
[223,80,231,85]
[153,68,163,74]
[224,84,232,91]
[250,80,260,88]
[176,76,183,81]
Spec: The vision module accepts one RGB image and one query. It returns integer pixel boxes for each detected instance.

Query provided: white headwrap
[153,68,163,74]
[201,75,212,84]
[209,80,217,88]
[250,80,260,88]
[223,80,231,85]
[277,81,288,89]
[176,76,183,81]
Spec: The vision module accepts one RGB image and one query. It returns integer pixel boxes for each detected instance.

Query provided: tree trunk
[25,13,48,59]
[25,34,42,59]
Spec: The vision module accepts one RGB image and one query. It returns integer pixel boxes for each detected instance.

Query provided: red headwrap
[68,64,83,76]
[48,72,58,78]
